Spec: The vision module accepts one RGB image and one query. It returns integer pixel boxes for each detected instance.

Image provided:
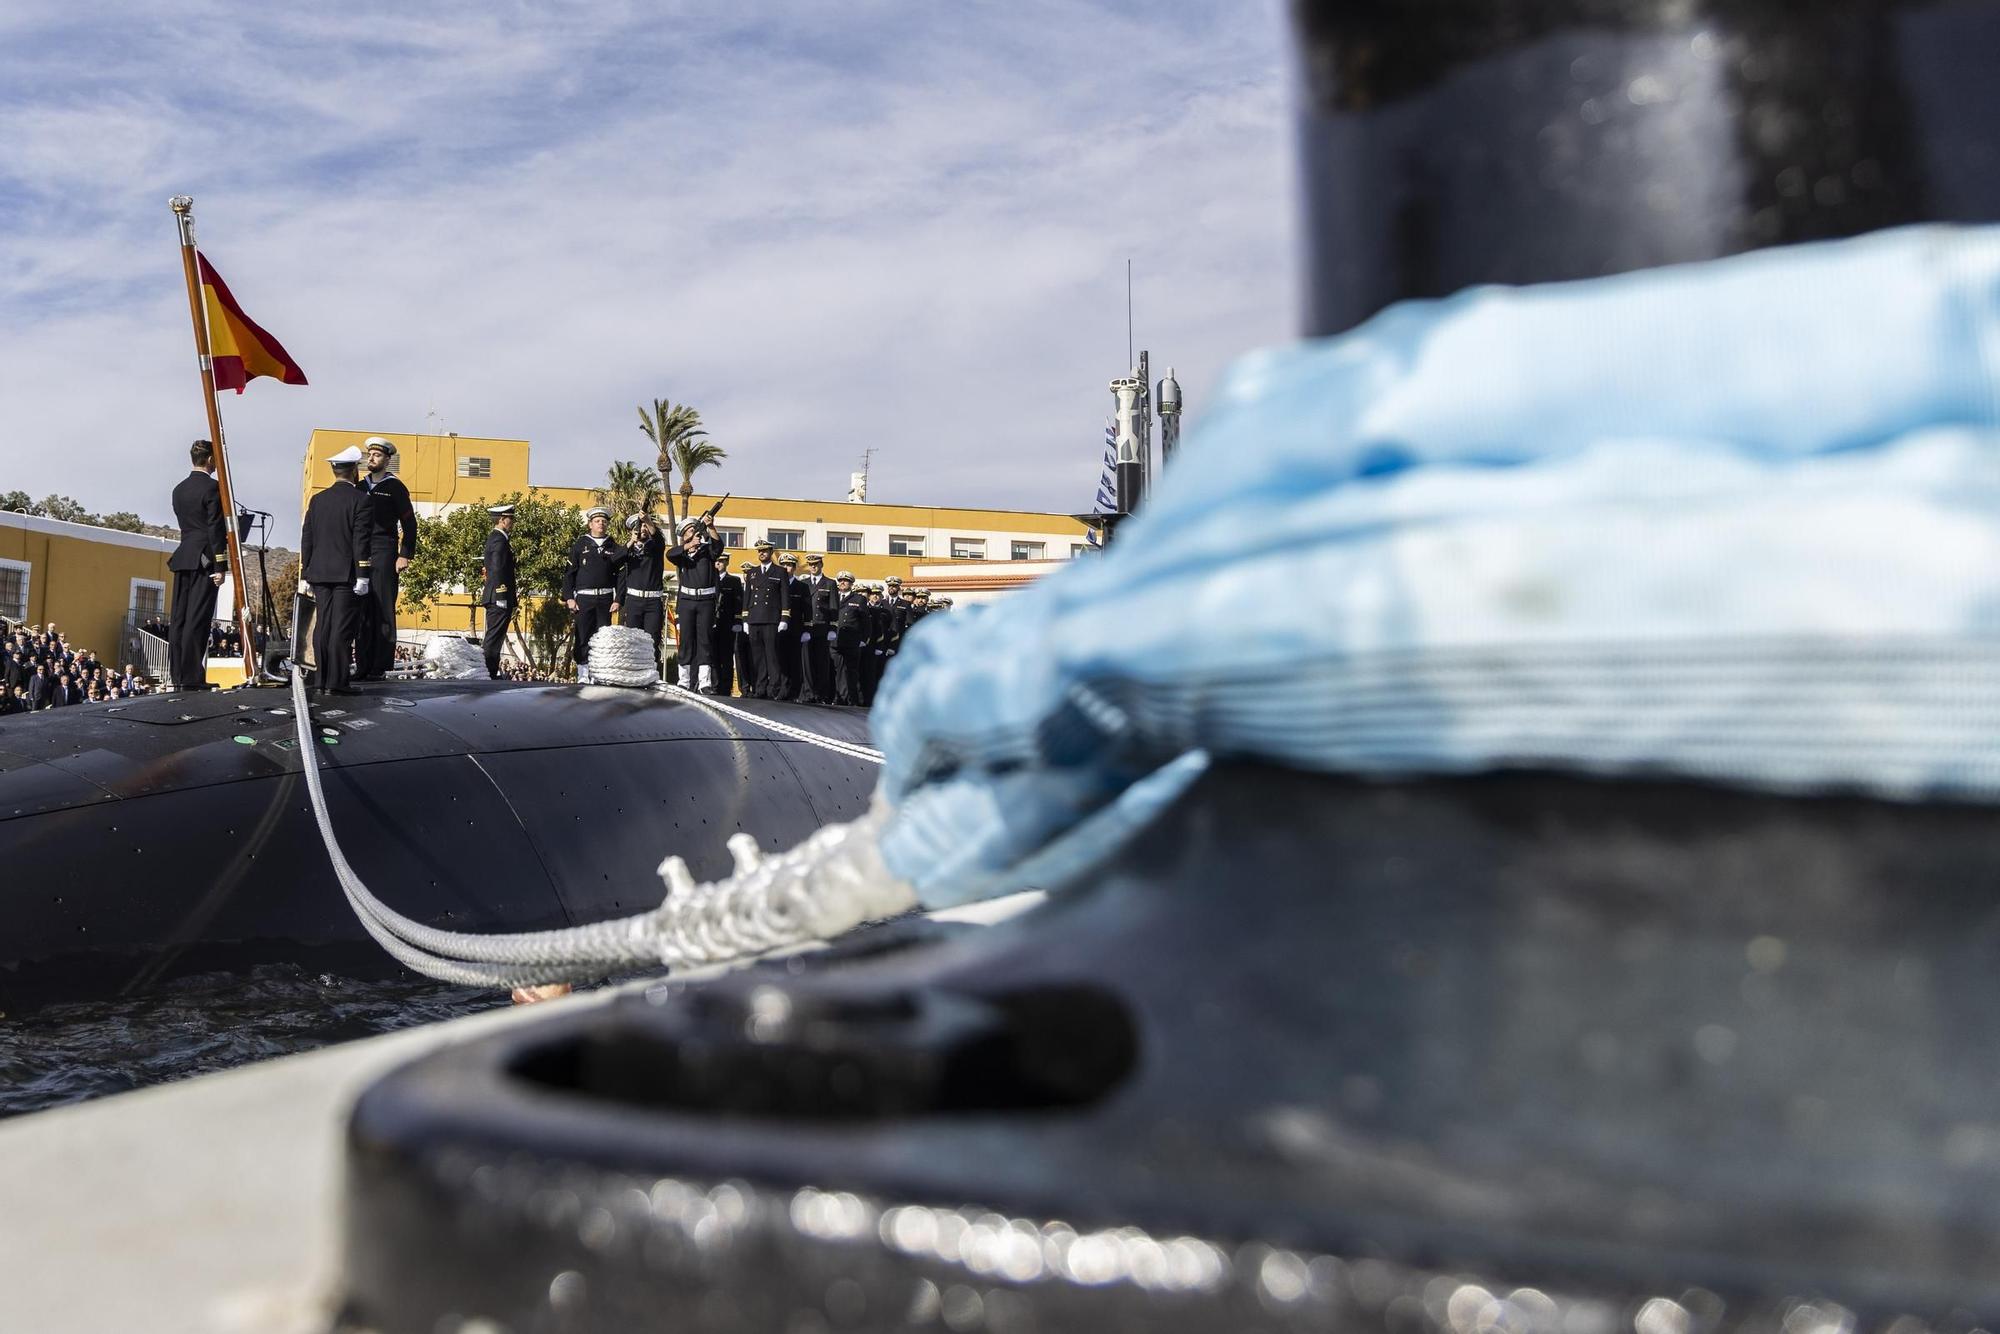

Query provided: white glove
[494,598,509,610]
[354,578,371,595]
[296,579,309,595]
[886,649,896,657]
[800,631,812,642]
[734,623,747,635]
[778,620,788,631]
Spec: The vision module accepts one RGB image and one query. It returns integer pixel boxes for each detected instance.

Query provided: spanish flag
[197,252,308,393]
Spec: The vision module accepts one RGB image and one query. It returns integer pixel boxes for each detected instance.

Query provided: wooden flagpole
[169,196,258,686]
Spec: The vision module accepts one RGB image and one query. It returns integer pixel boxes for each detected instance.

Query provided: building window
[129,578,166,622]
[456,456,492,479]
[888,534,925,557]
[950,538,985,560]
[0,558,27,622]
[1010,541,1045,561]
[827,531,863,555]
[767,529,804,551]
[717,527,746,549]
[1071,543,1091,557]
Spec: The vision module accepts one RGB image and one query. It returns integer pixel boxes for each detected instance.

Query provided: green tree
[636,399,709,529]
[594,460,662,527]
[94,511,146,533]
[36,495,86,522]
[0,491,30,513]
[401,491,585,676]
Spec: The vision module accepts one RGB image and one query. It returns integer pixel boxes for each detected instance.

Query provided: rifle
[695,493,730,527]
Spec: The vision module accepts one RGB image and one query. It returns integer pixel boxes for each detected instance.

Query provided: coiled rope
[287,667,912,988]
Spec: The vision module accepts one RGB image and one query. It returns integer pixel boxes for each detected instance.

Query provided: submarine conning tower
[1292,0,2000,336]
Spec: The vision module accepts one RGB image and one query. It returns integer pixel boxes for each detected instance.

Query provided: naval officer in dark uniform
[831,571,868,706]
[618,513,668,670]
[167,438,230,691]
[561,506,626,683]
[732,559,759,694]
[743,540,789,699]
[298,445,374,695]
[712,553,743,697]
[480,503,517,679]
[356,437,418,680]
[794,553,838,704]
[665,514,724,692]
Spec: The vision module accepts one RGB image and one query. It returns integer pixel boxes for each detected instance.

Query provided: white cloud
[0,1,1297,541]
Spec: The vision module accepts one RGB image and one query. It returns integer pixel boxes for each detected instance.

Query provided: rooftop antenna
[849,448,877,504]
[1126,258,1134,371]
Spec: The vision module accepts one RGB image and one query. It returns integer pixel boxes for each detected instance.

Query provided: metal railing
[124,613,171,684]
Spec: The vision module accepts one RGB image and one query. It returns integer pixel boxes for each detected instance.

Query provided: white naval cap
[361,436,396,456]
[583,506,611,521]
[327,445,365,465]
[487,503,515,516]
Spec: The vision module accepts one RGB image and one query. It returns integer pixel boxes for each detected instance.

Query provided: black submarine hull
[0,682,877,1011]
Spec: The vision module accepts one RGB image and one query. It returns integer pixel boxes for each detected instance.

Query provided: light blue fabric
[871,226,2000,906]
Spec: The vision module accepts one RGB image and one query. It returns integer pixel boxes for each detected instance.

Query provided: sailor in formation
[479,504,516,680]
[712,553,743,697]
[774,553,803,698]
[618,514,667,670]
[298,445,373,696]
[356,437,418,680]
[860,583,889,705]
[561,506,626,684]
[831,571,868,706]
[664,514,724,692]
[742,540,788,699]
[166,438,230,692]
[794,553,839,705]
[732,558,760,692]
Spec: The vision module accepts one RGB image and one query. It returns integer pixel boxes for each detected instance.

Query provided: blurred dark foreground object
[1294,0,2000,334]
[339,764,2000,1332]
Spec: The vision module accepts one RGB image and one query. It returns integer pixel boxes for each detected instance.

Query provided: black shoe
[326,685,362,696]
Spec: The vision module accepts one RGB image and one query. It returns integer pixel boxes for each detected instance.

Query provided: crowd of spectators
[0,620,158,717]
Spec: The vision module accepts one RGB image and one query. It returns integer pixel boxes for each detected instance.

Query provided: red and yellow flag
[197,252,307,394]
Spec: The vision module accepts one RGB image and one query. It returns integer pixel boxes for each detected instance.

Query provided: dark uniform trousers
[310,585,359,692]
[710,625,736,695]
[622,594,666,663]
[573,596,615,665]
[674,593,716,676]
[748,624,780,697]
[732,625,756,695]
[168,570,220,690]
[359,543,401,677]
[482,603,511,679]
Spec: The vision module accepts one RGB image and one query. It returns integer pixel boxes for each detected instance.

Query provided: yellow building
[0,510,176,673]
[301,429,1093,631]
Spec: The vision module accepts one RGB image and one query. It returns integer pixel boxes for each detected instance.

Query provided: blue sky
[0,2,1296,540]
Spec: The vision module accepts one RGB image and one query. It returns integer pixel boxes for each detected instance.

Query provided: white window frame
[0,557,29,623]
[129,577,167,621]
[766,528,805,552]
[826,531,864,555]
[456,455,493,479]
[1010,541,1045,561]
[717,527,746,549]
[950,538,986,561]
[1071,543,1091,557]
[888,534,925,558]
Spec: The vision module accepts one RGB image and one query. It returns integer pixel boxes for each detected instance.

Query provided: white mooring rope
[288,668,912,988]
[657,683,884,765]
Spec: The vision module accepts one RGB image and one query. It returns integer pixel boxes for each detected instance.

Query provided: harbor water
[0,965,513,1120]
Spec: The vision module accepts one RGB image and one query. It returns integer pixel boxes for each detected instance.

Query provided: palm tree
[669,437,729,528]
[596,460,662,525]
[637,399,709,529]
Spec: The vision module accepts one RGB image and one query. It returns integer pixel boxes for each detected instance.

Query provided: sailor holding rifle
[561,507,626,684]
[665,511,724,693]
[355,437,418,680]
[618,513,668,671]
[479,504,516,680]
